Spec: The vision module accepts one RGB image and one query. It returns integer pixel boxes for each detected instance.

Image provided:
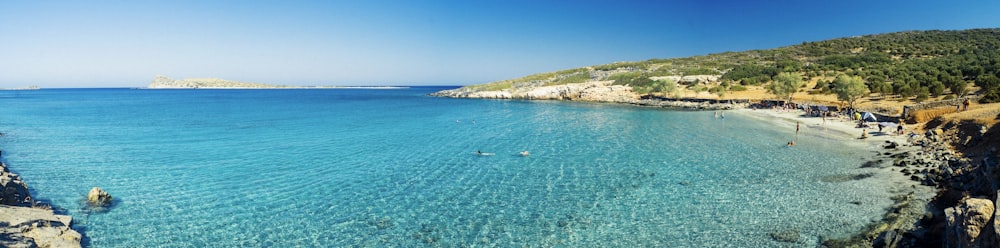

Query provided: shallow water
[0,88,898,247]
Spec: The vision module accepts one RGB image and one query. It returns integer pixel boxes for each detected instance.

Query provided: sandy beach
[734,108,905,143]
[733,108,941,244]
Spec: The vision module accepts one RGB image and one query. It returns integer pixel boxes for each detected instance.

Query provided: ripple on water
[0,89,899,247]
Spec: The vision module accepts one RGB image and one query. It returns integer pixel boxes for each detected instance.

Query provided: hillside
[148,75,291,89]
[432,29,1000,112]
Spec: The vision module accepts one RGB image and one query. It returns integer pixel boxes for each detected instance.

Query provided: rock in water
[87,187,112,207]
[769,229,802,243]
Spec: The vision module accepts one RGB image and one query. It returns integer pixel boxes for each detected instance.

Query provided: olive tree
[767,72,802,102]
[833,74,870,110]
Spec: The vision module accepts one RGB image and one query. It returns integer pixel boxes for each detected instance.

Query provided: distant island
[1,86,40,90]
[148,75,288,89]
[147,75,406,89]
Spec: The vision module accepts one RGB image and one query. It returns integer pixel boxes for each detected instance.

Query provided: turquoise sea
[0,87,901,247]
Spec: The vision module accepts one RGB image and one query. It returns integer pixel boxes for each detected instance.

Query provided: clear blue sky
[1,0,998,87]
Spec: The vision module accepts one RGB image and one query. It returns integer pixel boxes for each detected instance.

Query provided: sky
[1,0,999,88]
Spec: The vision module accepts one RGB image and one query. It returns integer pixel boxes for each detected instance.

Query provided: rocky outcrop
[944,197,996,247]
[0,156,83,247]
[0,205,82,248]
[87,187,112,207]
[431,81,746,110]
[0,162,31,206]
[431,81,636,102]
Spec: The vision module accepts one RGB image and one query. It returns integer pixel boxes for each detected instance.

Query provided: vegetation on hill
[461,29,1000,104]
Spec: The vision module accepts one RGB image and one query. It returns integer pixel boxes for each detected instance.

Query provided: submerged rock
[87,187,113,207]
[769,229,802,243]
[862,160,884,168]
[820,173,875,183]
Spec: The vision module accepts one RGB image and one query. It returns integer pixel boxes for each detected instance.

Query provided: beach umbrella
[862,112,877,122]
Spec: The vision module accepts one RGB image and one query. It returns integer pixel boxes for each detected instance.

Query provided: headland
[429,28,1000,247]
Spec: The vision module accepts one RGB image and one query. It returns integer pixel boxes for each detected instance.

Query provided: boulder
[87,187,113,207]
[0,205,82,248]
[994,190,1000,248]
[944,197,996,247]
[0,163,31,206]
[873,229,902,248]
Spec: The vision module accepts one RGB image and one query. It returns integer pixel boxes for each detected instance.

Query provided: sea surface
[0,87,902,247]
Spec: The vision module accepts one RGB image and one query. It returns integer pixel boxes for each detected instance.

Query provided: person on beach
[787,140,796,147]
[796,122,800,135]
[897,123,904,135]
[860,129,869,139]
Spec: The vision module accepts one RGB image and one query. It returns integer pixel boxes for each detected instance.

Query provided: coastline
[433,88,960,245]
[732,108,941,246]
[0,144,83,247]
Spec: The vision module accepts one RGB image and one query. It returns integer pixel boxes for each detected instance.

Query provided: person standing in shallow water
[796,122,800,135]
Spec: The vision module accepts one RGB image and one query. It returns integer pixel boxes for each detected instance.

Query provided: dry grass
[908,107,959,124]
[942,102,1000,127]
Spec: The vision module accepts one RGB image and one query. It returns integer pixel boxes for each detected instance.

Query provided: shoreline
[0,159,83,247]
[433,91,952,245]
[731,108,939,245]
